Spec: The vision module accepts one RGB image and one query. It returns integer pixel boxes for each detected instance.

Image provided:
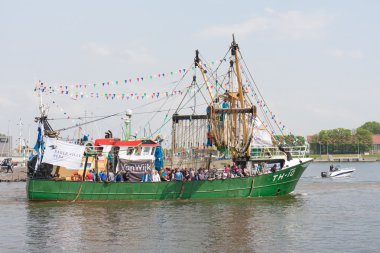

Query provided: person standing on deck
[99,170,108,182]
[152,170,161,182]
[86,170,94,181]
[92,170,98,181]
[108,171,115,182]
[224,165,231,178]
[107,146,120,173]
[96,146,104,177]
[270,164,277,173]
[175,168,183,181]
[190,168,195,180]
[256,164,262,175]
[97,146,104,160]
[231,163,238,175]
[142,170,152,182]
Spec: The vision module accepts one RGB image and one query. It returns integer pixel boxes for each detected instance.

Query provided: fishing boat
[27,36,313,201]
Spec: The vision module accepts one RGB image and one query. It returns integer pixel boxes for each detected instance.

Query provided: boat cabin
[94,138,160,159]
[53,138,160,181]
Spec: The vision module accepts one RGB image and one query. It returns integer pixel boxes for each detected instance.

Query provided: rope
[71,182,84,202]
[177,180,186,199]
[248,176,255,197]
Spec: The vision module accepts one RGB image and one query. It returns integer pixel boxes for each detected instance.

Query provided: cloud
[122,48,157,65]
[82,43,112,57]
[0,85,36,109]
[275,10,332,39]
[264,8,275,14]
[200,9,332,40]
[333,49,363,59]
[81,43,156,65]
[201,17,268,37]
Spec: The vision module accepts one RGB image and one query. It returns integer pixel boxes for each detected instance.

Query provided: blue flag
[33,126,45,171]
[34,126,44,155]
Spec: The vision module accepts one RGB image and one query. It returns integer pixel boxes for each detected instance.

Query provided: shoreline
[313,158,379,163]
[313,160,378,163]
[311,156,378,163]
[0,167,27,182]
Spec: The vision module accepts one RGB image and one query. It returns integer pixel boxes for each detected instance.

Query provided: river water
[1,162,379,253]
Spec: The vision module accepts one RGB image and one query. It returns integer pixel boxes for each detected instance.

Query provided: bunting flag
[33,57,299,144]
[33,78,206,102]
[32,59,229,93]
[33,67,190,92]
[33,68,188,91]
[48,98,73,120]
[35,87,185,101]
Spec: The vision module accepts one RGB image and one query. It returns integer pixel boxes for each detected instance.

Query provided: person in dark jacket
[6,159,13,173]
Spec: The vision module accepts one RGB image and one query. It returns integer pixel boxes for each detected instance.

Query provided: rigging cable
[55,111,125,132]
[142,62,194,132]
[239,51,284,137]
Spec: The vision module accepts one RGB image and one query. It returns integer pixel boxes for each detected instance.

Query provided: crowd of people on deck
[78,162,282,183]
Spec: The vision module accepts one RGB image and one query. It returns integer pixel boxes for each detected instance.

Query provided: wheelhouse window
[127,147,135,155]
[80,162,92,169]
[119,147,128,156]
[142,147,151,156]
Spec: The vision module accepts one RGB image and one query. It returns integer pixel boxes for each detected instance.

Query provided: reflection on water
[1,162,380,252]
[25,196,302,253]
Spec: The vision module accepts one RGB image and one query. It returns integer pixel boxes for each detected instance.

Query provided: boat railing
[250,145,309,159]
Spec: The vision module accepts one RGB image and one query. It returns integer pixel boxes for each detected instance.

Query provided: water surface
[1,162,379,252]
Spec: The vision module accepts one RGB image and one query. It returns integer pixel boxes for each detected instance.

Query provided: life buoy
[84,141,94,154]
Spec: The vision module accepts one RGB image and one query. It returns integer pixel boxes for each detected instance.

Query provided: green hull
[27,161,311,201]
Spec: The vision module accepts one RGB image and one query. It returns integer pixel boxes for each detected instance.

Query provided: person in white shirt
[108,171,115,182]
[152,170,161,182]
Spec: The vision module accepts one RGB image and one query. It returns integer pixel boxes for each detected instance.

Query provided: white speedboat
[321,165,355,178]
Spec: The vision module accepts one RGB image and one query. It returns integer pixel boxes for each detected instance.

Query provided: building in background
[0,135,13,157]
[371,134,380,154]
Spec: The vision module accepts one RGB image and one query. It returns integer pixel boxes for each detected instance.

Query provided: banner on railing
[118,158,154,182]
[42,138,85,169]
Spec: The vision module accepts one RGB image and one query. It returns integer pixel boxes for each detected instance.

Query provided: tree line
[307,121,380,155]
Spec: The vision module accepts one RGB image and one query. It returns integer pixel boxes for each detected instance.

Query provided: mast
[172,37,256,166]
[171,113,177,169]
[231,35,250,157]
[194,50,222,147]
[199,35,255,159]
[195,50,215,102]
[35,83,58,138]
[34,86,45,173]
[17,118,24,166]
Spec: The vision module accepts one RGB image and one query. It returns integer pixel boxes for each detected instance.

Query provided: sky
[0,0,379,149]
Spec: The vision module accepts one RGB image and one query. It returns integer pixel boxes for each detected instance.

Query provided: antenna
[17,118,25,166]
[37,81,49,119]
[123,109,133,140]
